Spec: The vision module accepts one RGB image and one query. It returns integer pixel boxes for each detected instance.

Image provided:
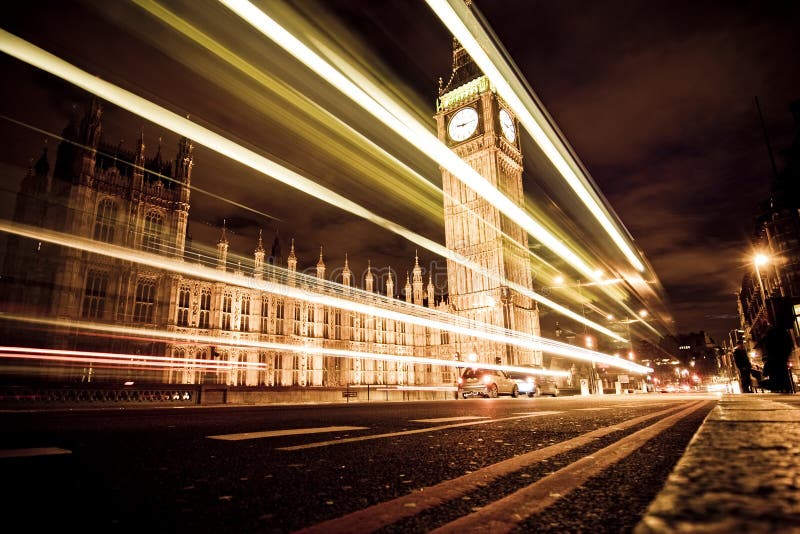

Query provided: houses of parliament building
[1,39,543,388]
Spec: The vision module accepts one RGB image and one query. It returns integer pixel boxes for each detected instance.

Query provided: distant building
[676,331,719,379]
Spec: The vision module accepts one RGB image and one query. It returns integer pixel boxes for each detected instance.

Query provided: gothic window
[398,322,406,345]
[261,296,270,333]
[441,330,450,346]
[222,291,232,330]
[240,295,251,331]
[142,211,163,253]
[334,309,342,340]
[82,270,108,319]
[177,286,190,326]
[133,280,156,323]
[376,318,383,344]
[366,316,375,343]
[199,288,211,329]
[275,299,284,335]
[293,303,302,336]
[93,199,117,243]
[323,308,330,339]
[385,319,395,345]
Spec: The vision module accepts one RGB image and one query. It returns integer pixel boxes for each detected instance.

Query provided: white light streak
[0,219,652,373]
[0,29,629,343]
[218,0,603,282]
[425,0,646,273]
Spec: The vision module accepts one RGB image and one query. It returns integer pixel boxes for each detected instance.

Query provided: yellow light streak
[0,29,628,343]
[218,0,603,282]
[0,220,651,373]
[425,0,646,273]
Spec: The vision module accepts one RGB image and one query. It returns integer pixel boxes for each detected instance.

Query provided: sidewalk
[636,394,800,533]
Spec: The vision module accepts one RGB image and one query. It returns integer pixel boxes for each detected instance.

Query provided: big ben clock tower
[435,35,541,367]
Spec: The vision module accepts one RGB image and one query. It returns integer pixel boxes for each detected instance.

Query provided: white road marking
[0,447,71,458]
[207,426,368,441]
[279,411,562,451]
[411,416,490,423]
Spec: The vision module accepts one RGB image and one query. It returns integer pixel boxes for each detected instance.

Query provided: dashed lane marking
[207,426,368,441]
[0,447,72,458]
[278,411,561,451]
[411,416,490,423]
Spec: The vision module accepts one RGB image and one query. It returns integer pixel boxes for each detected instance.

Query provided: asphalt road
[1,394,716,533]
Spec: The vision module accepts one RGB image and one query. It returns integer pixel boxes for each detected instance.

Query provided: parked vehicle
[507,367,560,397]
[458,368,518,398]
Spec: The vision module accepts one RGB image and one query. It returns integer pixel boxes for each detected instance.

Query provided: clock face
[448,107,479,142]
[499,108,516,142]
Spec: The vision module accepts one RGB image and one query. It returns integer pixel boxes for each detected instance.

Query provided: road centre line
[0,447,72,458]
[431,400,713,533]
[207,426,367,441]
[296,401,703,534]
[411,416,490,423]
[278,411,561,451]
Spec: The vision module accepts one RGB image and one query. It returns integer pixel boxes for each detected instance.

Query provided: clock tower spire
[435,21,540,367]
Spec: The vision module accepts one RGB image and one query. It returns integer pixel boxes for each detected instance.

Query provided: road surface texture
[2,393,797,532]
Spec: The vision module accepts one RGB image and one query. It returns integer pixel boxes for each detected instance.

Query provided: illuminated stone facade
[435,40,541,367]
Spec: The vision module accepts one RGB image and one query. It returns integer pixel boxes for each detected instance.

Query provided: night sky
[1,0,799,346]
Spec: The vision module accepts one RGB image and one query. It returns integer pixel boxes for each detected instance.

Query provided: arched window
[198,288,211,329]
[240,295,250,331]
[93,199,117,243]
[261,296,270,333]
[142,211,163,253]
[275,299,284,335]
[177,286,190,326]
[222,291,232,330]
[133,280,156,323]
[82,270,108,319]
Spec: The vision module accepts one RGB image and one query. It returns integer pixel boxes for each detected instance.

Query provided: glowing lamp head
[754,253,769,267]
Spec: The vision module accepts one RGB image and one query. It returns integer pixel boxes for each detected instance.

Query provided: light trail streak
[0,28,629,343]
[132,0,529,278]
[135,0,619,339]
[218,0,603,283]
[0,220,651,373]
[0,333,570,378]
[426,0,646,274]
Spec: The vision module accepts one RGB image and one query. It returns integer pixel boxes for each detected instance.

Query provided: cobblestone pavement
[635,394,800,533]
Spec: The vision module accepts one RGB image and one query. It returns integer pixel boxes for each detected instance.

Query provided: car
[507,368,560,397]
[458,367,518,398]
